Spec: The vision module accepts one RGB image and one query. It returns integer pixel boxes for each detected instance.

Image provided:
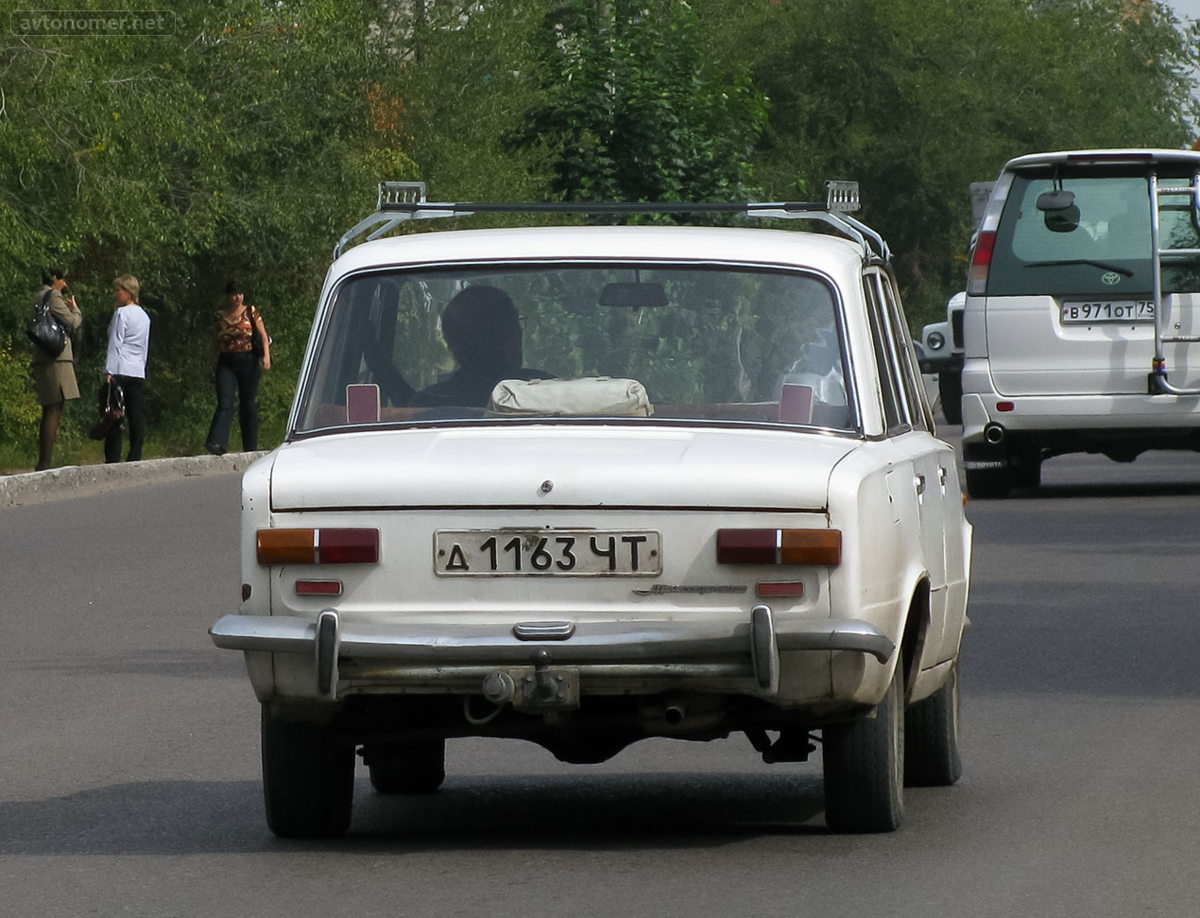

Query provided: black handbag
[250,306,272,358]
[89,379,126,440]
[26,290,67,357]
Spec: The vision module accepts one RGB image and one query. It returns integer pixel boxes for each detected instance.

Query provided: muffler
[984,422,1005,445]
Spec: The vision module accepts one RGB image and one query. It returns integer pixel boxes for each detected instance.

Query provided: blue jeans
[206,352,260,452]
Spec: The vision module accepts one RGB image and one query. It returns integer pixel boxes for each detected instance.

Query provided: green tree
[698,0,1200,322]
[513,0,769,203]
[0,0,420,463]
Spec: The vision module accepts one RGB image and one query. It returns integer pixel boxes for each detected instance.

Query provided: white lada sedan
[210,185,972,837]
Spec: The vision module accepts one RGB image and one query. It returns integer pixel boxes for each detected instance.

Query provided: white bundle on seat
[487,377,654,417]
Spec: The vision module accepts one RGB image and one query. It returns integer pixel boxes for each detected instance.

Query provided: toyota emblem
[1101,271,1121,286]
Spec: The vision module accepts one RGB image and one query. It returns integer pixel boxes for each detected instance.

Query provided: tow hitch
[481,648,581,713]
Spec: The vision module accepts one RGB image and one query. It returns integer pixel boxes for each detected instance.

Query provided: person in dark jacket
[31,269,83,471]
[411,285,550,408]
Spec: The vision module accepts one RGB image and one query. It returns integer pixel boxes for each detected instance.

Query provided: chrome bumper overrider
[210,605,895,699]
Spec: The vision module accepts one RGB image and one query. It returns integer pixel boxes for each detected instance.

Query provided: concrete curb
[0,451,270,509]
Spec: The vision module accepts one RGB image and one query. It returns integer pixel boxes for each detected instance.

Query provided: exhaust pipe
[664,703,686,726]
[984,422,1005,445]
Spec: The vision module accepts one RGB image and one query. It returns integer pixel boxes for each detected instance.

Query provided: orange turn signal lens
[780,529,841,566]
[258,529,316,565]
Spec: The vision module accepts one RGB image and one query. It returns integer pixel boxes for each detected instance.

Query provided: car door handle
[915,474,926,496]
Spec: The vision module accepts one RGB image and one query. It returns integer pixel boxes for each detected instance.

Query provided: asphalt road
[2,441,1199,917]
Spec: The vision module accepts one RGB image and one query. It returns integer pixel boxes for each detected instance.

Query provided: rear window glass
[987,170,1200,296]
[294,263,857,435]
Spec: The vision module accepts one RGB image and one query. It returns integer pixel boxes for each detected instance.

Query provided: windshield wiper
[1023,259,1133,277]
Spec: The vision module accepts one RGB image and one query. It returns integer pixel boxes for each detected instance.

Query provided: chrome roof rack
[333,180,889,262]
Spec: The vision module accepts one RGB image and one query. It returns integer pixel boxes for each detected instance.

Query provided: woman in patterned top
[205,279,271,455]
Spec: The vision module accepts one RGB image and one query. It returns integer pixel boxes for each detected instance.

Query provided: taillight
[716,529,841,566]
[967,230,995,295]
[257,528,379,565]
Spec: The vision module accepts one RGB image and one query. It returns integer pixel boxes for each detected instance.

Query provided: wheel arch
[899,577,931,706]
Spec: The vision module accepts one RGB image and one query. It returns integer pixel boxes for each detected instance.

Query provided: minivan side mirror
[1036,189,1076,212]
[1037,190,1081,232]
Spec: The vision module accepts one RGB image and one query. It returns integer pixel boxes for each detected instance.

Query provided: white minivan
[961,149,1200,497]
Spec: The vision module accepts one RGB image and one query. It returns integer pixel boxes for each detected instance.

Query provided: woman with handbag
[205,279,270,455]
[31,269,82,471]
[103,275,151,463]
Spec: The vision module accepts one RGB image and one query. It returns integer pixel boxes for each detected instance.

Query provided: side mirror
[1036,189,1076,212]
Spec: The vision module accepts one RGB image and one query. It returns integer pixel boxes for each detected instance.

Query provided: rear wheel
[937,370,963,425]
[261,707,355,838]
[366,739,446,794]
[822,668,904,832]
[1013,459,1041,490]
[904,662,962,787]
[964,465,1011,499]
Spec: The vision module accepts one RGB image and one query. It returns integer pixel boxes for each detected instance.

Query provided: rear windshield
[294,263,856,435]
[987,169,1200,297]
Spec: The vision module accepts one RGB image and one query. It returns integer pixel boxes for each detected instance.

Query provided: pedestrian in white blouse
[104,275,151,462]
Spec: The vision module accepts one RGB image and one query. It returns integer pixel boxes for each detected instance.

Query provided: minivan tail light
[716,529,841,566]
[967,230,996,295]
[257,528,379,565]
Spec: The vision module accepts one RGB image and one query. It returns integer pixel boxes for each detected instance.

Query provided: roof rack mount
[333,180,888,262]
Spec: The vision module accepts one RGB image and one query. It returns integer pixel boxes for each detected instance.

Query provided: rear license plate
[435,529,661,576]
[1060,300,1155,324]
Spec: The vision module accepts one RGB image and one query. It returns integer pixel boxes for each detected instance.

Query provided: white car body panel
[212,212,971,835]
[269,426,853,511]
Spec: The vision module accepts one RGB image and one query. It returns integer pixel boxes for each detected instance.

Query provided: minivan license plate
[1060,300,1154,324]
[435,529,662,576]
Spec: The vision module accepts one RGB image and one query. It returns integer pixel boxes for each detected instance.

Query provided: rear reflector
[257,528,379,565]
[756,581,805,598]
[967,230,995,295]
[295,580,343,596]
[997,401,1014,412]
[717,529,841,566]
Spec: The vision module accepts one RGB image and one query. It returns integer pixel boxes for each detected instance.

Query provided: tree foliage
[697,0,1200,314]
[514,0,768,202]
[0,0,1197,466]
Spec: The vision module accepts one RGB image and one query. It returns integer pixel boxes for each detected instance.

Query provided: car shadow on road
[1006,481,1200,500]
[0,772,828,855]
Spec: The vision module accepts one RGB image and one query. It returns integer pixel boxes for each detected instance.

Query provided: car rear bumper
[961,389,1200,445]
[210,607,895,701]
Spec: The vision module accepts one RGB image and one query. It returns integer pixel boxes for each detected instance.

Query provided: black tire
[822,667,904,833]
[937,370,963,425]
[904,662,963,787]
[366,739,446,795]
[261,707,355,838]
[964,465,1011,499]
[1012,448,1042,490]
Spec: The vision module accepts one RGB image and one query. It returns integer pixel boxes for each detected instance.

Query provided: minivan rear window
[987,170,1200,297]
